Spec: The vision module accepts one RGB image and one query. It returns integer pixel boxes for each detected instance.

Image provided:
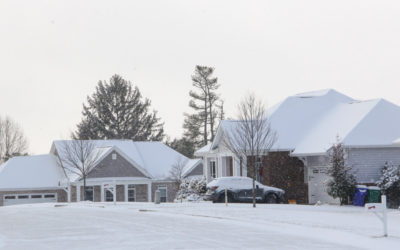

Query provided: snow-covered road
[0,202,399,249]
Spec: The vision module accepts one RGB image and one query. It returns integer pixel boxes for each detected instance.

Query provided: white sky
[1,0,400,154]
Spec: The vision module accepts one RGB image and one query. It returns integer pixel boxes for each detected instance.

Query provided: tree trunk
[204,99,208,145]
[252,164,256,208]
[83,175,86,201]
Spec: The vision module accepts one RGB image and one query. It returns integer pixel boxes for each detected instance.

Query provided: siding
[87,150,146,178]
[347,147,400,183]
[186,163,203,177]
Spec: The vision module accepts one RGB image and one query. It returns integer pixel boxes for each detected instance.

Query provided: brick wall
[151,182,178,202]
[247,152,308,204]
[135,184,148,202]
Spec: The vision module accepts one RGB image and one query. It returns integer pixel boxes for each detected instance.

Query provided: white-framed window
[210,160,216,178]
[157,185,167,203]
[128,184,136,202]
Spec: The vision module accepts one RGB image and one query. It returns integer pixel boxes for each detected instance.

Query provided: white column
[147,182,152,202]
[203,157,208,181]
[218,156,223,177]
[113,181,117,205]
[100,183,104,202]
[77,185,81,202]
[124,184,128,202]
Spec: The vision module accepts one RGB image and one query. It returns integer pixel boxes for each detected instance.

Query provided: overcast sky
[1,0,400,154]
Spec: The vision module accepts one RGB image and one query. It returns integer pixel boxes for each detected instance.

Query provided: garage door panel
[3,193,57,206]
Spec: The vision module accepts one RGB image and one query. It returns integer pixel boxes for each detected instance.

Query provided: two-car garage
[0,154,68,206]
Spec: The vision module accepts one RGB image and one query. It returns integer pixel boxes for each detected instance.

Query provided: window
[44,194,55,198]
[4,196,15,200]
[157,186,167,203]
[18,195,29,199]
[84,186,94,201]
[105,190,114,202]
[210,160,216,178]
[112,153,117,160]
[31,195,42,199]
[128,185,136,202]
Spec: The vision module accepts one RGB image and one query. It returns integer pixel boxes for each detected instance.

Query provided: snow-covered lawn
[0,202,399,250]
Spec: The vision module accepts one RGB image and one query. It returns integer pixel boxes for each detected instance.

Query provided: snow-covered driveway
[0,202,399,249]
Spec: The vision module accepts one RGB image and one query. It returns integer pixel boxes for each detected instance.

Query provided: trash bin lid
[367,186,380,190]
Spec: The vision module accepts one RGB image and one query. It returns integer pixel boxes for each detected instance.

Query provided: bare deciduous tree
[223,94,276,208]
[0,116,28,163]
[59,140,102,201]
[169,156,188,187]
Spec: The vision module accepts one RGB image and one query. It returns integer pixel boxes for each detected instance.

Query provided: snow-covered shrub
[327,140,356,205]
[376,162,400,208]
[175,176,207,202]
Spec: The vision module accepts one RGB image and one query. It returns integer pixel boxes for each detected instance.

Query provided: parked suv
[204,177,285,203]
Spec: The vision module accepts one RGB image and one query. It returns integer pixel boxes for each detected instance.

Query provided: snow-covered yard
[0,202,399,250]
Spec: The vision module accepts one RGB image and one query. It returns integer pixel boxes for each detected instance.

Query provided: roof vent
[112,153,117,160]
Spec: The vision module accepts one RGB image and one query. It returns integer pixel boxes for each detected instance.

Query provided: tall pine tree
[73,74,164,141]
[183,66,220,148]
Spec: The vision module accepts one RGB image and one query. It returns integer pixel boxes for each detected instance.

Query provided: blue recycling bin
[353,185,368,206]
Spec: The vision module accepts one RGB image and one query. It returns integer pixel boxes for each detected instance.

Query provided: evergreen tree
[73,74,164,141]
[166,137,196,158]
[183,65,220,148]
[376,162,400,208]
[327,139,356,205]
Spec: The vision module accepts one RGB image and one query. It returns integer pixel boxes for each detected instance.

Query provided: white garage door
[3,193,57,206]
[308,167,339,204]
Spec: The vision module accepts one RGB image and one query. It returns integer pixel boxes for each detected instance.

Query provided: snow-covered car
[204,177,285,203]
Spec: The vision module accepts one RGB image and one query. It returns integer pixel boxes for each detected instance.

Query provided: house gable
[87,150,148,179]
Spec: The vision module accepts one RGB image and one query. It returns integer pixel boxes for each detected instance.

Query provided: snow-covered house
[0,155,68,206]
[0,140,202,206]
[195,89,400,204]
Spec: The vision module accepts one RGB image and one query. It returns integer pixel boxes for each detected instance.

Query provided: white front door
[308,167,339,204]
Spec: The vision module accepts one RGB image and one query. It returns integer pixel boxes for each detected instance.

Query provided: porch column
[147,182,152,202]
[203,157,208,181]
[100,183,104,202]
[218,156,223,177]
[76,184,81,202]
[124,184,128,202]
[113,181,117,205]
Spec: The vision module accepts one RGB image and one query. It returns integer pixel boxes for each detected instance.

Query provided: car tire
[265,193,277,204]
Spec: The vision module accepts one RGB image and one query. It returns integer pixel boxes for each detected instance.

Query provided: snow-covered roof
[0,154,67,190]
[182,158,202,177]
[52,140,190,180]
[194,143,212,156]
[203,89,400,156]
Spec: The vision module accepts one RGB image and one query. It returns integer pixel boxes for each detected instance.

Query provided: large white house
[196,89,400,204]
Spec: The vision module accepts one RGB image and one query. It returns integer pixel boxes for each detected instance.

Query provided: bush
[175,176,207,202]
[376,162,400,208]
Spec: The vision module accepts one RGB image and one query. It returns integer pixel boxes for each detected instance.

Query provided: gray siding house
[0,140,202,206]
[196,89,400,204]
